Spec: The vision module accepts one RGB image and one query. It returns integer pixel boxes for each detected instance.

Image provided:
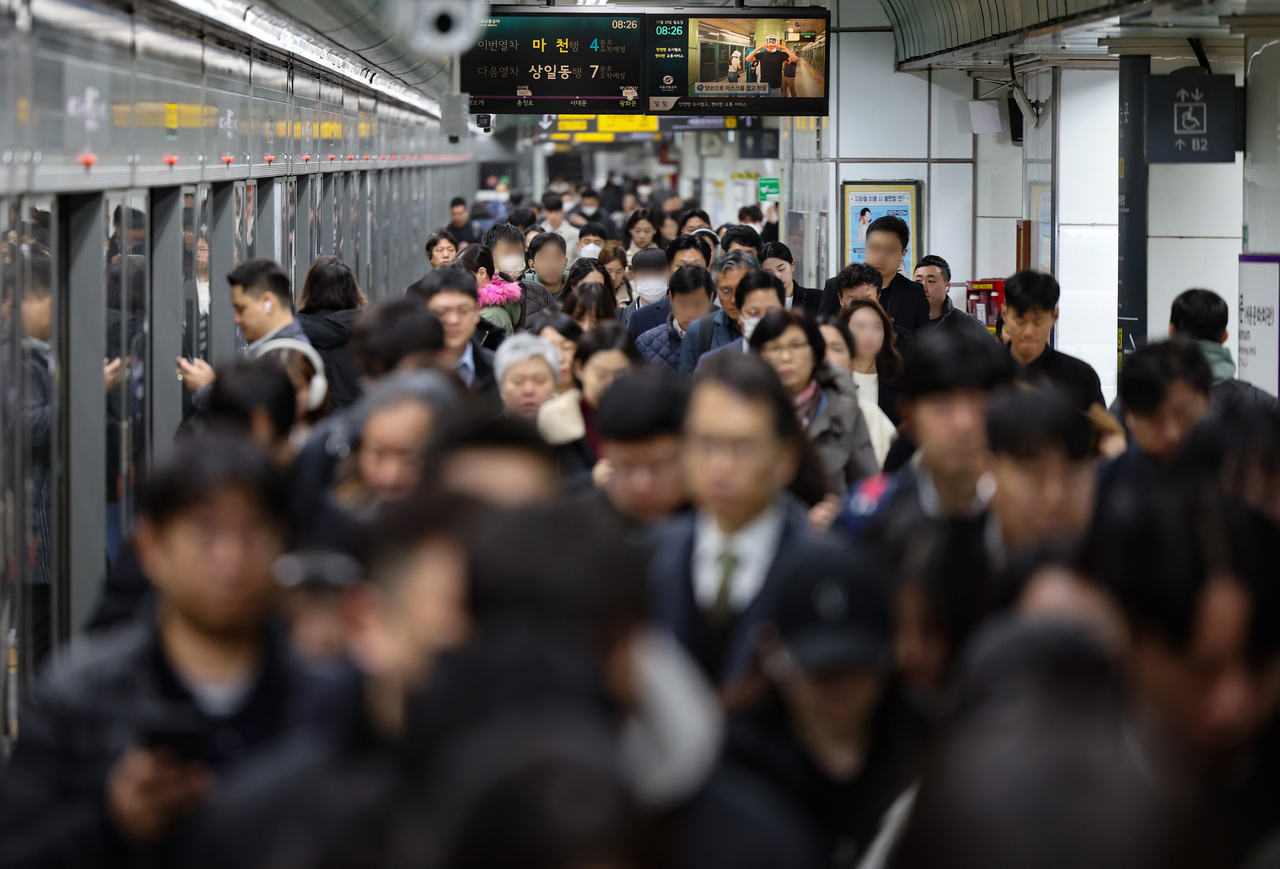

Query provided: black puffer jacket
[297,309,362,410]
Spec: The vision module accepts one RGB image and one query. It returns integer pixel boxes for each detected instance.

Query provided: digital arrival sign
[461,12,647,114]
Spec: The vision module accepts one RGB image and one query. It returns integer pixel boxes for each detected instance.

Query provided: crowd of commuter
[5,176,1280,869]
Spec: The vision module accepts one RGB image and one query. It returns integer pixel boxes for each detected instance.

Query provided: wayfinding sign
[1145,72,1237,163]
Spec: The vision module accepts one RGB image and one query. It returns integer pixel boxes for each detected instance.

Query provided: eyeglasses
[762,340,811,359]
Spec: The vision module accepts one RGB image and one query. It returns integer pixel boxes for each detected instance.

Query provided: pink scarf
[792,379,823,430]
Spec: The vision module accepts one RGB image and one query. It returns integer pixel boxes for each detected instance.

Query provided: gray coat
[810,363,879,499]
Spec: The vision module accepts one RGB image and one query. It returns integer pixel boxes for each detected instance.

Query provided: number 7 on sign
[591,65,599,77]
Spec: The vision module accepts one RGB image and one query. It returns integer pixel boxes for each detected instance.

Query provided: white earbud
[264,298,273,313]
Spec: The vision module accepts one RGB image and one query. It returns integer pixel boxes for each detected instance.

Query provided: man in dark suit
[819,216,930,337]
[414,264,500,409]
[647,352,822,690]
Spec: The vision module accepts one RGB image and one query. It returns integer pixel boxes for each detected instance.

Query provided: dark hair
[227,258,290,300]
[1092,489,1280,660]
[26,243,53,299]
[668,265,714,299]
[625,208,659,239]
[528,232,567,263]
[679,209,712,232]
[859,207,872,218]
[734,269,786,311]
[834,262,882,292]
[507,208,538,232]
[351,299,445,377]
[721,224,762,255]
[580,188,602,203]
[917,254,951,284]
[817,315,855,357]
[665,234,712,268]
[299,255,362,313]
[1170,288,1229,342]
[865,215,909,250]
[561,283,615,326]
[408,263,478,303]
[987,387,1093,461]
[565,257,607,293]
[759,241,794,264]
[450,197,468,209]
[579,221,611,241]
[597,241,627,272]
[541,192,564,213]
[139,433,289,529]
[530,310,584,344]
[738,204,764,224]
[208,358,298,442]
[597,368,689,443]
[838,298,903,381]
[426,412,554,483]
[455,243,496,279]
[1003,269,1061,315]
[749,309,826,365]
[358,493,480,593]
[425,230,458,258]
[694,351,803,443]
[631,248,667,275]
[1118,339,1213,416]
[573,321,642,387]
[899,328,1014,400]
[482,222,525,252]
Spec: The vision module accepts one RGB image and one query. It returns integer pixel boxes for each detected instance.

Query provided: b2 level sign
[1145,72,1238,163]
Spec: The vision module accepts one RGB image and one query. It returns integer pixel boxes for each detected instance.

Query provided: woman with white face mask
[618,249,670,330]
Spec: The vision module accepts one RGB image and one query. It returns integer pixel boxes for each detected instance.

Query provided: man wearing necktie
[647,352,824,691]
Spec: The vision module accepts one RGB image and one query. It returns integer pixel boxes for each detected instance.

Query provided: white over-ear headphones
[253,338,328,411]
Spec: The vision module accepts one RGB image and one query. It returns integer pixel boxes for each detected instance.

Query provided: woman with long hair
[838,298,905,427]
[296,255,365,409]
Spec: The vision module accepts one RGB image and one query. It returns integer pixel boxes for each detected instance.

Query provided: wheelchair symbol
[1174,103,1207,135]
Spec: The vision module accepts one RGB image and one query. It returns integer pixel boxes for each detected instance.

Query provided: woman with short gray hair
[494,333,560,420]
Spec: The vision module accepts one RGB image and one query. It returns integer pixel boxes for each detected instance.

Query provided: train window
[286,176,298,301]
[104,191,149,570]
[181,185,211,377]
[1,194,61,740]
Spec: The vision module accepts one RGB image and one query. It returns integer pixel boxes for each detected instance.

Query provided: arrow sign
[538,114,554,129]
[1175,138,1185,149]
[1191,89,1203,101]
[1176,88,1190,99]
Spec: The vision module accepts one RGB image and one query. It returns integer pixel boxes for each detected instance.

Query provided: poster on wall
[1238,254,1280,397]
[840,181,922,273]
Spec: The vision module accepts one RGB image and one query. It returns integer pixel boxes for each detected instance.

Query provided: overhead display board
[646,11,829,116]
[463,7,830,117]
[462,11,646,114]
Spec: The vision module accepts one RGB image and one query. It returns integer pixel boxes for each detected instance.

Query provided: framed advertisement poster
[841,181,922,273]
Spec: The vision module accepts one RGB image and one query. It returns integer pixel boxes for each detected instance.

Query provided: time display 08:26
[653,24,684,35]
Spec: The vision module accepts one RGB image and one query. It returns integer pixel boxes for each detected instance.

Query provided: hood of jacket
[814,360,858,398]
[297,308,359,350]
[1198,338,1236,385]
[537,388,586,445]
[479,278,523,308]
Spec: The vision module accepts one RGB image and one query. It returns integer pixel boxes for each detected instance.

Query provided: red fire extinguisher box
[966,280,1005,333]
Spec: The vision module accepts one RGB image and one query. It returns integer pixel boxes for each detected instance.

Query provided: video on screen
[690,18,827,100]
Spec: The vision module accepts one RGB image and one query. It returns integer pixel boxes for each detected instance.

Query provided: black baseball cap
[770,543,893,674]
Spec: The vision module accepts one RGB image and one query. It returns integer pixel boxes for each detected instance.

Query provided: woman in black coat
[296,256,364,410]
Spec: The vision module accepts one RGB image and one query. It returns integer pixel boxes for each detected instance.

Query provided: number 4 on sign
[591,38,599,50]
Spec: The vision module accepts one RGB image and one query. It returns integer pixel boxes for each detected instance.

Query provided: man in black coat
[411,265,501,410]
[0,437,319,868]
[914,254,992,341]
[818,216,930,337]
[627,234,714,338]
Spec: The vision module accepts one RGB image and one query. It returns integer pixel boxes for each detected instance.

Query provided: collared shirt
[692,501,785,613]
[454,341,476,387]
[1013,343,1104,413]
[912,452,994,519]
